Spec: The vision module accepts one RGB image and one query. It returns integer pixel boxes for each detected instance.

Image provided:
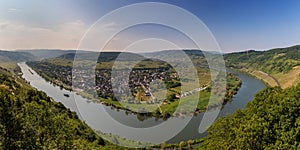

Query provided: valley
[26,50,241,118]
[1,1,300,149]
[18,55,264,148]
[0,45,299,149]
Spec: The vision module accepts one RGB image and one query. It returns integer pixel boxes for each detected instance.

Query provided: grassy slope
[225,45,300,88]
[274,66,300,88]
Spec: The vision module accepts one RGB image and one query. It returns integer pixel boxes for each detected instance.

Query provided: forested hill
[18,49,78,59]
[0,67,108,149]
[0,50,38,63]
[200,84,300,149]
[22,49,207,62]
[224,45,300,88]
[225,45,300,74]
[57,51,146,62]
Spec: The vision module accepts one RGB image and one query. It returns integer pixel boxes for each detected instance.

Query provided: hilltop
[16,49,80,59]
[225,45,300,88]
[0,50,38,63]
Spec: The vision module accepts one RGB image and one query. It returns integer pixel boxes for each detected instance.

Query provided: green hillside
[199,45,300,149]
[200,84,300,149]
[58,51,146,62]
[0,50,38,63]
[17,49,78,59]
[0,66,109,149]
[225,45,300,88]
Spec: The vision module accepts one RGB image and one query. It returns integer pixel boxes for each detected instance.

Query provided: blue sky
[0,0,300,52]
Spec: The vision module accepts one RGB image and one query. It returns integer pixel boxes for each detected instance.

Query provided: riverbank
[19,62,265,147]
[27,61,242,119]
[231,67,280,88]
[97,129,205,149]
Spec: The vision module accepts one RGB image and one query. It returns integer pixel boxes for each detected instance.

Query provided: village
[73,67,181,103]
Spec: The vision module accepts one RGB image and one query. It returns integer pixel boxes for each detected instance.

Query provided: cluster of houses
[33,62,180,102]
[28,60,185,103]
[92,68,179,101]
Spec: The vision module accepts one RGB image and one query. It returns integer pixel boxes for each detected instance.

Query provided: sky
[0,0,300,52]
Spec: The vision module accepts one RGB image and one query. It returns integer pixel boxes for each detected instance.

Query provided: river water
[18,62,265,144]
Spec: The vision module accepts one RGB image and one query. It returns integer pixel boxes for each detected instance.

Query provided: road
[258,71,281,87]
[180,86,208,98]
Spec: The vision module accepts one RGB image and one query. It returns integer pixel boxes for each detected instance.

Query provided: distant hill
[0,50,38,62]
[18,49,208,61]
[19,49,148,61]
[225,45,300,88]
[225,45,300,73]
[143,49,205,58]
[35,50,212,70]
[57,51,146,62]
[17,49,88,59]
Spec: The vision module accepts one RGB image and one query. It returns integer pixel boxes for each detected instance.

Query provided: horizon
[1,1,300,148]
[1,1,300,52]
[3,44,300,54]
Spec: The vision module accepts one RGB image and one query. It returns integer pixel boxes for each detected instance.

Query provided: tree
[161,142,166,150]
[200,85,300,149]
[167,93,176,102]
[0,89,24,149]
[0,72,106,149]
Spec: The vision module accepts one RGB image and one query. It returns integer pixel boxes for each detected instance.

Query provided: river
[18,62,265,144]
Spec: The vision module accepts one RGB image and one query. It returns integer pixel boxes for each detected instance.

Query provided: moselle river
[18,62,265,143]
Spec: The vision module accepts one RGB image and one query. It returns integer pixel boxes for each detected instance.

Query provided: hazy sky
[0,0,300,52]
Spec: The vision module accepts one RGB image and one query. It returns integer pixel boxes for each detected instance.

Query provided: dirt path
[257,71,281,87]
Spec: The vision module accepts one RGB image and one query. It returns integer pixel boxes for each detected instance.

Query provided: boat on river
[28,69,34,75]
